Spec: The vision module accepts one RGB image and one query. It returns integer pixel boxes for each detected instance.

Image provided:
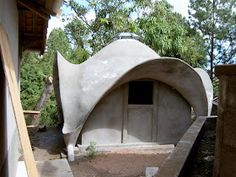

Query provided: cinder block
[145,167,159,177]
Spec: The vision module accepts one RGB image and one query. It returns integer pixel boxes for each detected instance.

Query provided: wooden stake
[0,25,39,177]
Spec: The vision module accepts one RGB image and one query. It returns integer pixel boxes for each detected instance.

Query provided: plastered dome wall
[53,39,213,161]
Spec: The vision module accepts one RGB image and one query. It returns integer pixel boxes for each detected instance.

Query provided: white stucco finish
[0,0,21,176]
[54,39,213,160]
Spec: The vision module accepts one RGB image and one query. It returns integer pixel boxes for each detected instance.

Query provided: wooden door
[123,81,157,143]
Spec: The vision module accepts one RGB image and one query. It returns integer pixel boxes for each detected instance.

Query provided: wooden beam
[22,42,42,52]
[0,25,39,177]
[20,35,43,51]
[17,0,53,20]
[23,110,41,115]
[20,32,43,38]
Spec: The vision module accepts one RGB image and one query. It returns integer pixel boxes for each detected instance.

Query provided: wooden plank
[0,25,39,177]
[17,0,51,20]
[23,110,41,115]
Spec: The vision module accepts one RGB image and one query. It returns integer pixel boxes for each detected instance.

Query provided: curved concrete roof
[194,68,213,115]
[54,39,212,134]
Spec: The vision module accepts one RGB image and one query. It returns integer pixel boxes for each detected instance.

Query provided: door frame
[121,80,159,143]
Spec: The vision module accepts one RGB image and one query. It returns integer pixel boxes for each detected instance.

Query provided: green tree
[138,0,207,67]
[65,0,207,67]
[189,0,236,80]
[45,28,88,64]
[64,0,138,54]
[46,28,72,59]
[20,28,85,126]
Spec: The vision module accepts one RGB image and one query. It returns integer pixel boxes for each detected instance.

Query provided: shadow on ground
[29,126,65,161]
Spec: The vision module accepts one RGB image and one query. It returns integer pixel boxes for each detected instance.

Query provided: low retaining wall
[155,116,216,177]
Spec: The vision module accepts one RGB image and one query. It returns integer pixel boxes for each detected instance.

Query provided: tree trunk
[210,35,214,81]
[31,76,54,126]
[210,0,216,81]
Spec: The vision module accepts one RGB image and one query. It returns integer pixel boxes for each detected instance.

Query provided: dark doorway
[128,81,153,105]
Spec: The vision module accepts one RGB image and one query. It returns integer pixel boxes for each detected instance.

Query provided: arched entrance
[81,79,191,146]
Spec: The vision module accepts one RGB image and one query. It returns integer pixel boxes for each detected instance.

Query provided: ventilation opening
[128,81,153,105]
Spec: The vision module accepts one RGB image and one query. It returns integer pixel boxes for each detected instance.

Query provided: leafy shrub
[86,142,97,159]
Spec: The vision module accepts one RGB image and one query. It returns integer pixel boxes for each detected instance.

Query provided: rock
[203,155,214,162]
[38,125,47,132]
[60,152,67,159]
[27,125,39,135]
[145,167,159,177]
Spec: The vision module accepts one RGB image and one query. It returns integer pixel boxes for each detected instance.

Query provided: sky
[167,0,190,17]
[47,0,190,37]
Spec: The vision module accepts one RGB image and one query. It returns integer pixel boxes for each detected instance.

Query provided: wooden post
[214,64,236,177]
[0,25,39,177]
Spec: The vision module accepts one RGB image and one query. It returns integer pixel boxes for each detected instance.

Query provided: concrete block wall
[214,65,236,177]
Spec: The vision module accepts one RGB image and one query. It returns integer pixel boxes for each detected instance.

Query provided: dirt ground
[30,126,65,161]
[30,126,171,177]
[70,150,170,177]
[29,119,216,177]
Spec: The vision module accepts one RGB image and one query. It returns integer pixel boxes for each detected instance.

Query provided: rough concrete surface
[82,80,191,145]
[54,39,213,160]
[16,159,74,177]
[37,159,74,177]
[214,64,236,177]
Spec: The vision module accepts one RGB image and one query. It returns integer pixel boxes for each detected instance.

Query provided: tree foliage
[138,0,207,67]
[65,0,207,67]
[20,28,87,126]
[65,0,138,54]
[189,0,236,79]
[21,0,210,126]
